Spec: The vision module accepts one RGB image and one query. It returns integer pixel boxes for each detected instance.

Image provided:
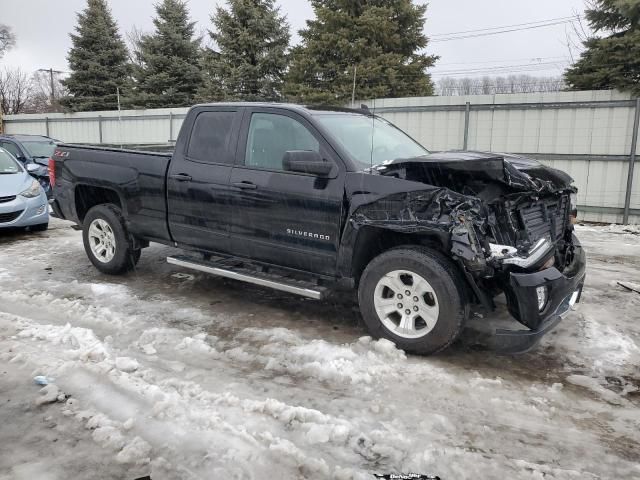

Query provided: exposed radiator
[518,195,569,244]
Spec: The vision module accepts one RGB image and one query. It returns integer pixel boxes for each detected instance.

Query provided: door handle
[170,173,192,182]
[233,181,257,190]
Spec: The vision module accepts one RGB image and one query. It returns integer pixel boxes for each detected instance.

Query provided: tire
[358,246,469,355]
[30,223,49,232]
[82,204,141,275]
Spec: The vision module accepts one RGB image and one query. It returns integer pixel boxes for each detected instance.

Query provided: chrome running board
[167,255,327,300]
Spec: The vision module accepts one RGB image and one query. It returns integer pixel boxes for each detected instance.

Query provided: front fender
[336,172,489,279]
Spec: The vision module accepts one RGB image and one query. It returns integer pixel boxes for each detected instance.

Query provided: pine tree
[61,0,131,112]
[565,0,640,95]
[133,0,202,108]
[285,0,437,105]
[199,0,290,102]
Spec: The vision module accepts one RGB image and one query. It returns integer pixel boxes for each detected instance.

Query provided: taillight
[48,158,56,187]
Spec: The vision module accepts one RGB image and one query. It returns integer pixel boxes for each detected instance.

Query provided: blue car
[0,147,49,231]
[0,134,58,198]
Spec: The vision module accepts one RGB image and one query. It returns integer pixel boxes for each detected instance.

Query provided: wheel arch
[350,226,449,287]
[74,184,125,224]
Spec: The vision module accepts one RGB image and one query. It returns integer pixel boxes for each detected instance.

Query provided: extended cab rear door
[228,107,345,276]
[167,106,243,253]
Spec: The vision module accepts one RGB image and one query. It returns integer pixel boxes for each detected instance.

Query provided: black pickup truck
[50,103,586,354]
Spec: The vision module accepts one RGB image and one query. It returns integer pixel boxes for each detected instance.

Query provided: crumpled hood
[374,150,574,194]
[0,171,31,196]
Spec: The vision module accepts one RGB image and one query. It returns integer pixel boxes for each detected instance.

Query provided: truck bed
[52,144,173,243]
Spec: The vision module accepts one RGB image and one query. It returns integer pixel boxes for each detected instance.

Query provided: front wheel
[82,204,141,275]
[358,247,469,355]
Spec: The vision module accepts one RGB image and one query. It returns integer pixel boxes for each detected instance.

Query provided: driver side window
[245,113,319,171]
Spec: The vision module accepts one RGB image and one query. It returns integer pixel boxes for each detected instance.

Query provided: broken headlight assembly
[570,191,578,224]
[488,237,554,269]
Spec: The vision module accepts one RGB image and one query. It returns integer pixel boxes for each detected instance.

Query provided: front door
[167,107,243,254]
[228,108,345,276]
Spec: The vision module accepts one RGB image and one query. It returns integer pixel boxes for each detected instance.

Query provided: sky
[0,0,588,81]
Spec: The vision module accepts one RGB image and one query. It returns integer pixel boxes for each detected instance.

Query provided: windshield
[0,149,22,174]
[22,140,56,159]
[315,114,429,170]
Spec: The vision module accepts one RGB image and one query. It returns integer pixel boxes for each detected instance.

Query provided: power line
[435,55,568,67]
[431,60,568,72]
[431,20,577,42]
[299,76,568,87]
[431,58,639,77]
[430,61,570,77]
[289,60,635,87]
[299,57,640,81]
[299,70,568,83]
[431,17,581,42]
[430,15,581,38]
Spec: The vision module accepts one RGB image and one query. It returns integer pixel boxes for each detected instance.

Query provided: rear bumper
[49,198,65,219]
[496,235,586,353]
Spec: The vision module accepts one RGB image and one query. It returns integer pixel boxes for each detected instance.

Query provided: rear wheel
[82,204,141,275]
[358,246,468,355]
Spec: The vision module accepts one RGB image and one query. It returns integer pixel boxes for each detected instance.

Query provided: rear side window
[187,111,237,164]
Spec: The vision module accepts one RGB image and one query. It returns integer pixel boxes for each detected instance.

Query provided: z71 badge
[286,228,331,241]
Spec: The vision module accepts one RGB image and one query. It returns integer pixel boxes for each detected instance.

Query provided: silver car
[0,147,49,231]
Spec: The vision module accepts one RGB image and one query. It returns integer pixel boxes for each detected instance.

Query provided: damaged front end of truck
[345,151,587,353]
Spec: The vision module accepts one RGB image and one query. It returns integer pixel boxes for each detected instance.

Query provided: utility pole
[351,65,357,108]
[623,98,640,224]
[117,87,123,149]
[48,68,55,104]
[37,68,65,110]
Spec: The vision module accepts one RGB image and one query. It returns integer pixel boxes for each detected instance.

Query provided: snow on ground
[0,219,639,479]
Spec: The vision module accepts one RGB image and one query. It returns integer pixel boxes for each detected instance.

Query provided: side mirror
[26,163,40,174]
[283,151,333,177]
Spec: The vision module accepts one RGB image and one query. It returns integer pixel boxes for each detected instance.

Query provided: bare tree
[436,77,457,96]
[126,26,146,69]
[24,70,68,113]
[435,75,566,96]
[0,67,33,114]
[0,24,15,58]
[480,76,493,95]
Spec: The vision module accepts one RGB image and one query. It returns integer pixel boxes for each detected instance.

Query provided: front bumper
[0,191,50,229]
[497,235,586,353]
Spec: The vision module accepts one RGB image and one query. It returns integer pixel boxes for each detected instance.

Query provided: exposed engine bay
[371,151,577,264]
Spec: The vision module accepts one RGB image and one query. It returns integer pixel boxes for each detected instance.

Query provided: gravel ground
[0,219,639,480]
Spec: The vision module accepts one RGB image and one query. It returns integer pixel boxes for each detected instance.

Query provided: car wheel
[358,246,469,355]
[30,223,49,232]
[82,204,141,275]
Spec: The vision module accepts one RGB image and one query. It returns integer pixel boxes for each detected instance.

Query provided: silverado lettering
[287,228,330,241]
